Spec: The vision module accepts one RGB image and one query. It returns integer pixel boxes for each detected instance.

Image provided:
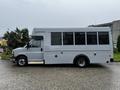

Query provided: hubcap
[18,59,26,66]
[78,58,85,67]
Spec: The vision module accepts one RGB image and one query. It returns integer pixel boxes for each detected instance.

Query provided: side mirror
[26,42,30,49]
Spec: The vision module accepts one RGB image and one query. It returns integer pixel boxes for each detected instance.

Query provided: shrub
[114,48,118,53]
[117,35,120,52]
[0,48,12,60]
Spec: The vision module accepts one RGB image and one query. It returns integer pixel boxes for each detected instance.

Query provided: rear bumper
[106,58,114,63]
[110,58,114,62]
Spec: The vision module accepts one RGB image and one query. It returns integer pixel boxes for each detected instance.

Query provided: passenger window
[87,32,97,45]
[31,40,41,47]
[98,32,109,45]
[51,32,62,45]
[75,32,85,45]
[63,32,73,45]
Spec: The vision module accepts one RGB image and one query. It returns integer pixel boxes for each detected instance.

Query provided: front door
[27,36,44,62]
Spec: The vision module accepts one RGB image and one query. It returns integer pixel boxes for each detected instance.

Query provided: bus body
[11,27,113,67]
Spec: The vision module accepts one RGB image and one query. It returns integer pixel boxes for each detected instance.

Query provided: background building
[0,37,7,53]
[89,20,120,48]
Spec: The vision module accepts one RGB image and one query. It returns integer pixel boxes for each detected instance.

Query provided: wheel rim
[78,58,86,67]
[18,59,26,66]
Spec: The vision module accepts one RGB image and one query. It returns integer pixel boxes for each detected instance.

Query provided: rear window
[98,32,109,45]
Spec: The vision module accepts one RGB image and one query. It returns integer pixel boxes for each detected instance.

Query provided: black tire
[16,56,28,66]
[76,57,87,68]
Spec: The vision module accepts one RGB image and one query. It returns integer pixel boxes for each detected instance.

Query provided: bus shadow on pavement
[13,63,107,68]
[87,64,107,68]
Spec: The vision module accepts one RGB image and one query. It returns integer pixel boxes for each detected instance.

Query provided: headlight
[12,51,14,57]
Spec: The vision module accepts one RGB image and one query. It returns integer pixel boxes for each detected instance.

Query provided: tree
[117,35,120,52]
[3,28,29,49]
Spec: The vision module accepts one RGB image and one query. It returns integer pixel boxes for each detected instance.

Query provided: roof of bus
[32,27,111,34]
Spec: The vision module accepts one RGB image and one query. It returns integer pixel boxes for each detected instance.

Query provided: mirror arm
[26,42,30,49]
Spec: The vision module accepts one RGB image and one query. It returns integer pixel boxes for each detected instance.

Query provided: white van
[11,27,113,67]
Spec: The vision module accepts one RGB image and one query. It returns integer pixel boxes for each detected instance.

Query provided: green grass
[114,52,120,62]
[0,52,12,60]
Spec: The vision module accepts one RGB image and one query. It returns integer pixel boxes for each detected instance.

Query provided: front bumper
[10,56,16,63]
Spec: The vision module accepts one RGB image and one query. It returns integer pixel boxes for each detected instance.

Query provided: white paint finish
[44,50,112,64]
[13,27,113,65]
[33,27,110,33]
[13,47,44,62]
[26,48,44,61]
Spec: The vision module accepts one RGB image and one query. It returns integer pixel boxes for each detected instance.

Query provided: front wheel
[77,57,87,68]
[16,56,28,66]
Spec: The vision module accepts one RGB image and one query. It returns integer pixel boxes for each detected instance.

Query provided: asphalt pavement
[0,60,120,90]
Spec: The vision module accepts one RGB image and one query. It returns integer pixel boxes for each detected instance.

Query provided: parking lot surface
[0,60,120,90]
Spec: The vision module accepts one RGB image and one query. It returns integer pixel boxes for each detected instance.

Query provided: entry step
[28,61,44,64]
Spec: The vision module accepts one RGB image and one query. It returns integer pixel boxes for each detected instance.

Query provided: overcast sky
[0,0,120,36]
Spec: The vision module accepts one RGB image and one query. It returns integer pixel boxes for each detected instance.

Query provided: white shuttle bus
[11,27,113,67]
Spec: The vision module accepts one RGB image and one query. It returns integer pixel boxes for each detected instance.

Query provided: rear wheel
[16,56,28,66]
[76,57,87,68]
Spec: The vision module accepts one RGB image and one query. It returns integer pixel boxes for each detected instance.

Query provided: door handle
[61,51,63,54]
[41,48,43,51]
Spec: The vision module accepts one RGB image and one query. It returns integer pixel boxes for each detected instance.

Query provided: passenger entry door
[27,36,44,62]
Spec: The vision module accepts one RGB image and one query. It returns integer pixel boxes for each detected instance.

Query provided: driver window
[31,39,41,48]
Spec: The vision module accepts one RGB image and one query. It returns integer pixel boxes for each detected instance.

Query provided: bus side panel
[44,50,112,64]
[90,50,112,63]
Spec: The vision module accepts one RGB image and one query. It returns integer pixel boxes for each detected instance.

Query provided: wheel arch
[15,54,28,61]
[73,54,90,65]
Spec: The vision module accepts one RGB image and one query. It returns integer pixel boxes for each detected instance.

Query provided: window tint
[51,32,62,45]
[31,39,41,47]
[63,32,73,45]
[87,32,97,45]
[98,32,109,45]
[75,32,85,45]
[32,36,43,40]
